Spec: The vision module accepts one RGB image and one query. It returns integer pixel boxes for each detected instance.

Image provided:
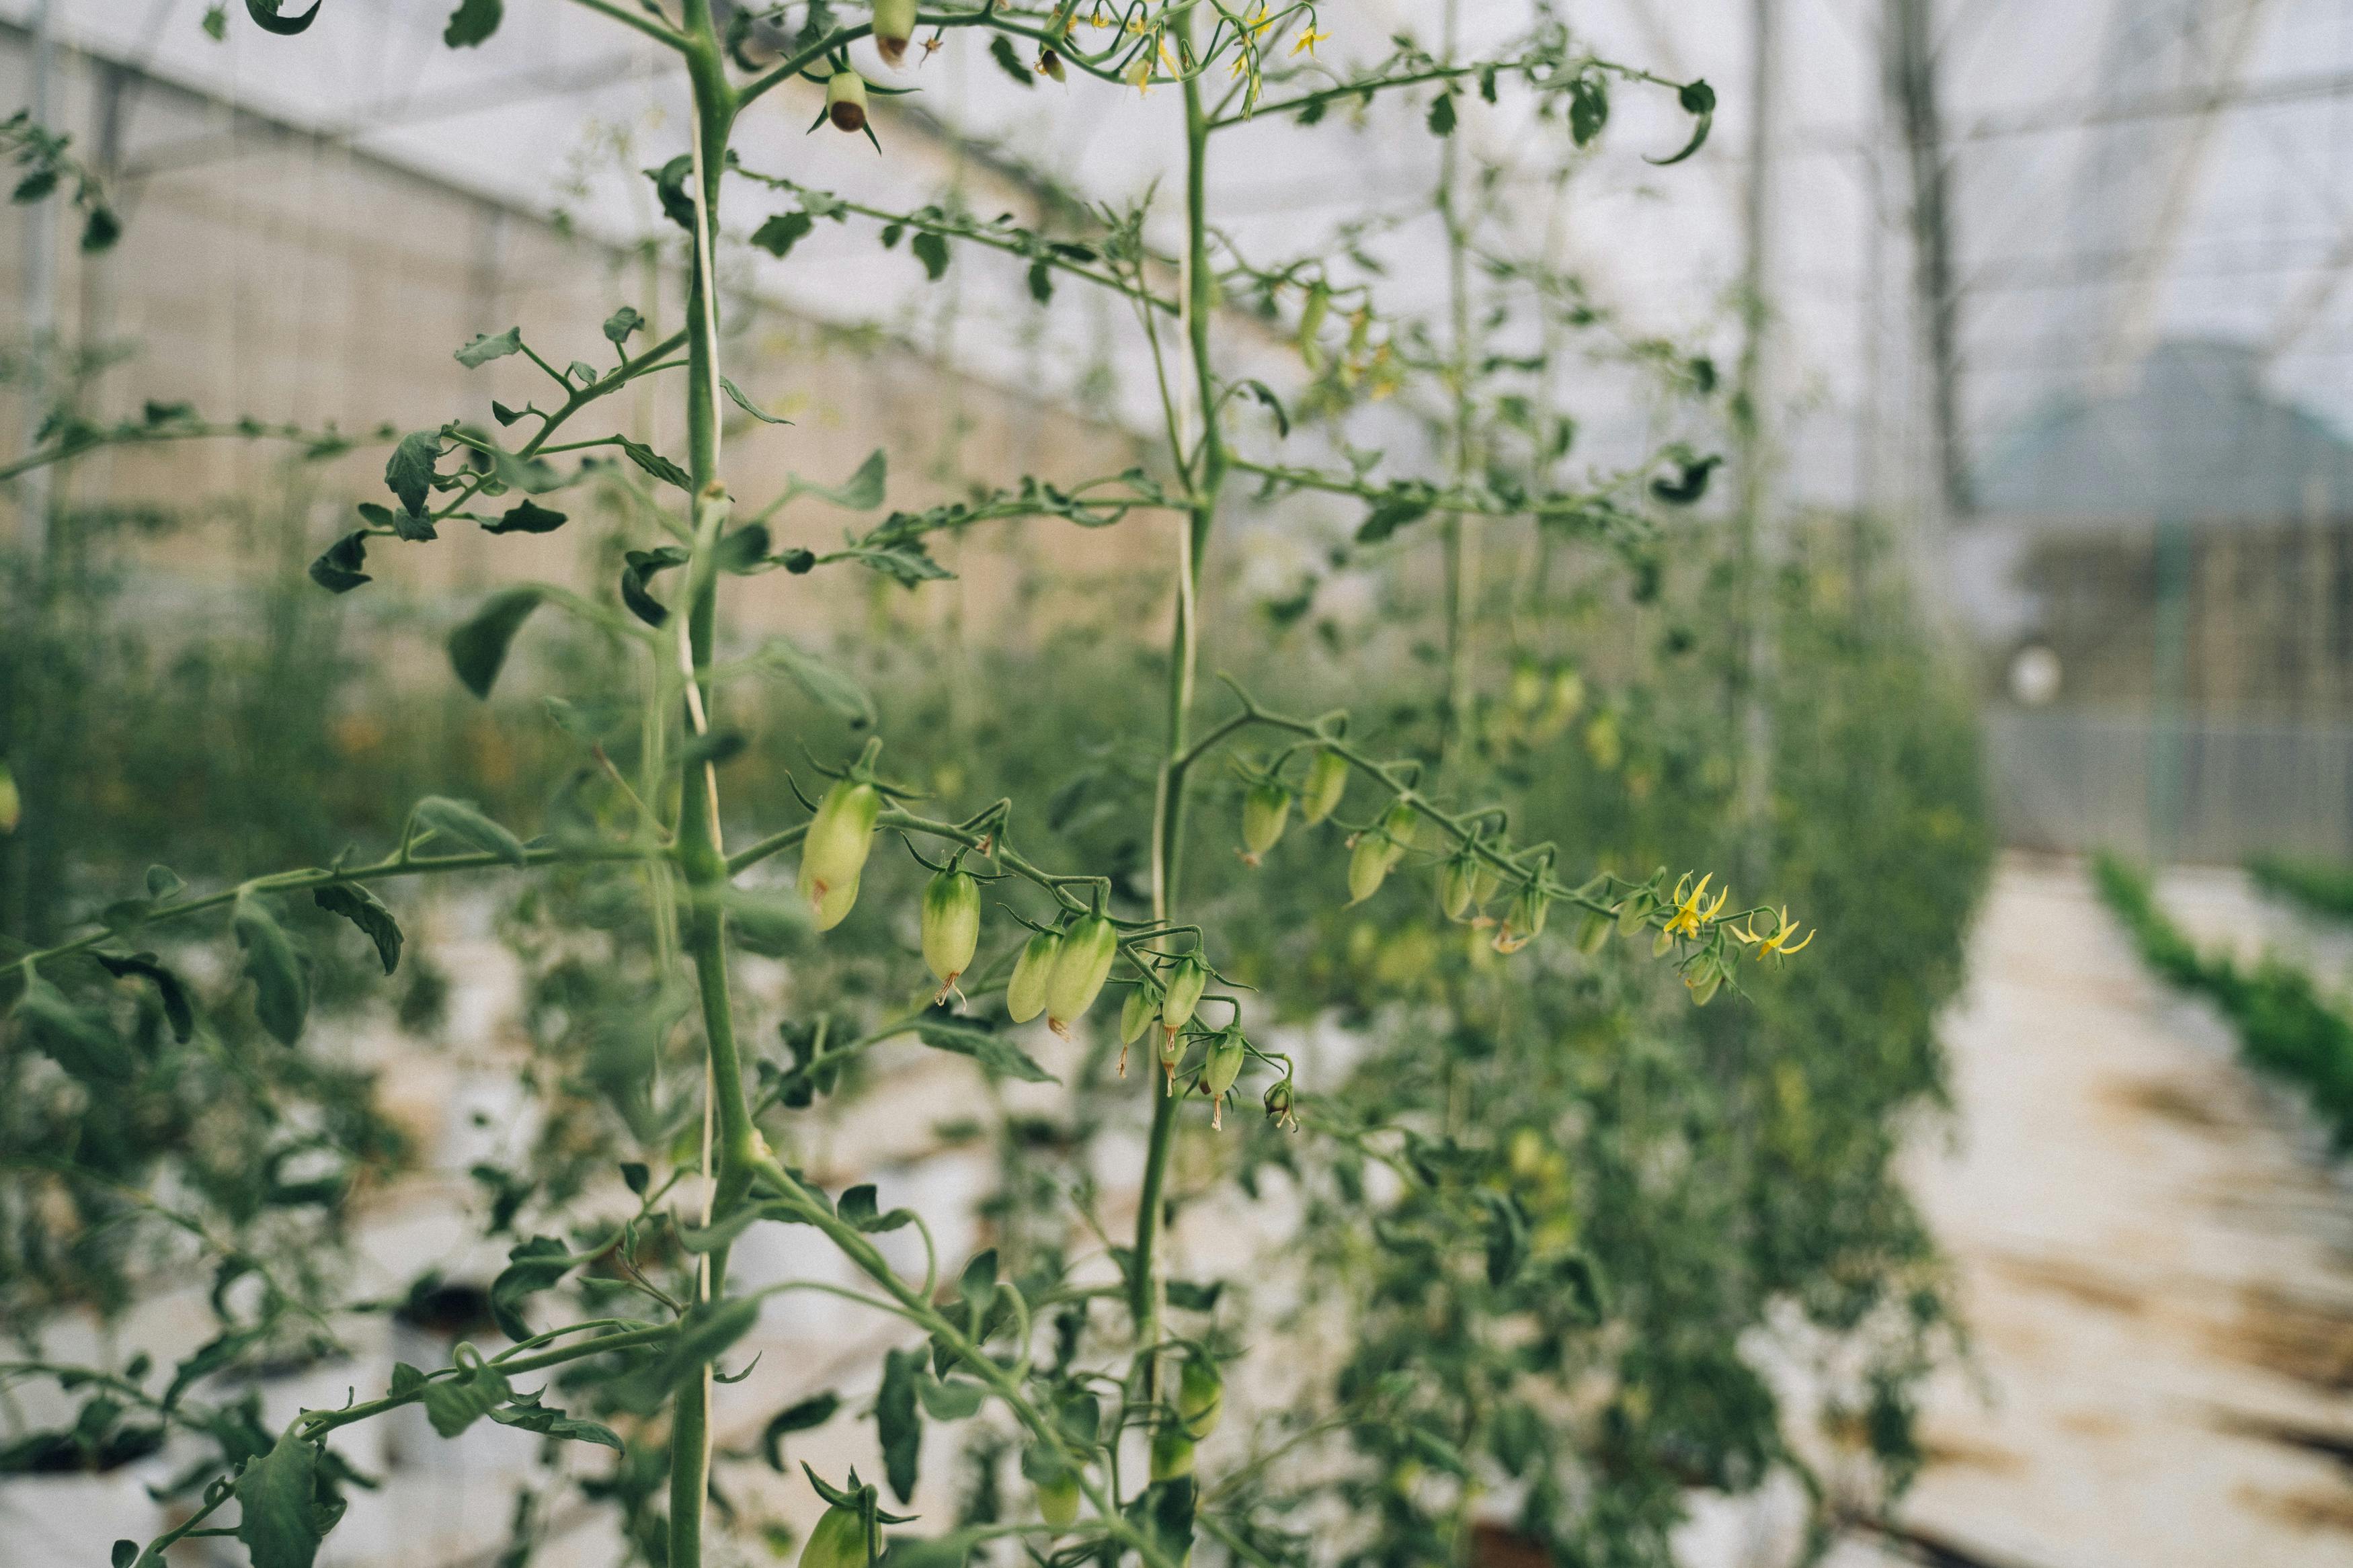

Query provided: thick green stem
[1437,0,1476,768]
[669,15,746,1568]
[1131,26,1225,1393]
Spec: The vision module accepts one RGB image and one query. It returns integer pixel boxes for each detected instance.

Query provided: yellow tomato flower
[1731,907,1814,960]
[1662,872,1728,940]
[1293,24,1327,54]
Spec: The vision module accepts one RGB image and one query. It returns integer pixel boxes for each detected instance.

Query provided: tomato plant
[0,5,1899,1568]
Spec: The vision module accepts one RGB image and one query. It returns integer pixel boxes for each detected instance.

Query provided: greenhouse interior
[6,1,2353,1565]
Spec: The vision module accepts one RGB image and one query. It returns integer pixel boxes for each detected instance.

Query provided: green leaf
[358,500,435,542]
[442,0,502,46]
[1650,80,1714,166]
[916,1018,1058,1084]
[112,1541,136,1568]
[93,951,196,1043]
[487,1394,621,1450]
[447,587,543,699]
[842,541,949,589]
[988,35,1035,87]
[1649,455,1720,505]
[481,499,567,535]
[313,883,402,975]
[719,886,811,958]
[232,896,309,1046]
[308,530,370,593]
[602,304,643,343]
[716,523,771,573]
[245,0,322,36]
[385,429,442,515]
[616,434,692,491]
[750,210,815,259]
[1240,380,1289,438]
[234,1429,343,1568]
[1427,91,1457,136]
[755,638,875,727]
[760,1392,840,1471]
[621,545,690,627]
[877,1346,923,1503]
[145,864,186,900]
[803,449,887,510]
[1355,491,1433,544]
[411,796,526,864]
[1568,77,1608,146]
[916,1375,985,1421]
[454,326,522,368]
[422,1358,512,1439]
[722,376,791,424]
[612,1296,761,1414]
[12,975,133,1081]
[910,230,951,282]
[204,6,228,40]
[1027,260,1053,304]
[647,154,695,231]
[957,1249,998,1308]
[489,1235,573,1340]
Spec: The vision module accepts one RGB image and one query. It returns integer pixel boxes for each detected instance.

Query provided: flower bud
[827,70,870,134]
[1179,1355,1224,1439]
[871,0,918,65]
[1299,747,1348,825]
[799,778,881,928]
[1149,1423,1195,1481]
[1687,964,1724,1006]
[1007,930,1062,1024]
[1240,780,1290,864]
[799,1504,867,1568]
[1494,884,1551,953]
[1263,1076,1298,1131]
[1045,914,1117,1036]
[921,868,981,997]
[1037,46,1067,81]
[1160,954,1209,1032]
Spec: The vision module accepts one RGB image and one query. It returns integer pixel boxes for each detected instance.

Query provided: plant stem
[1437,0,1476,768]
[1131,14,1226,1395]
[668,13,746,1568]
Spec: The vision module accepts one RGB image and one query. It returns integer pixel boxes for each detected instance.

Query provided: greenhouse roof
[1975,339,2353,527]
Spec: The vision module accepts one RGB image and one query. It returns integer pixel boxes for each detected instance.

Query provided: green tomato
[1160,955,1209,1032]
[1120,981,1162,1046]
[826,69,870,133]
[798,1504,867,1568]
[1240,780,1290,863]
[1179,1355,1224,1440]
[1006,930,1062,1024]
[799,779,880,927]
[1202,1028,1246,1099]
[1150,1423,1195,1481]
[1299,748,1349,826]
[920,869,980,991]
[1045,915,1117,1035]
[872,0,917,63]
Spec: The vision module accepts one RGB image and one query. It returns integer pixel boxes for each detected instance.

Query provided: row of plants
[2095,855,2353,1147]
[2247,854,2353,924]
[1,4,1989,1568]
